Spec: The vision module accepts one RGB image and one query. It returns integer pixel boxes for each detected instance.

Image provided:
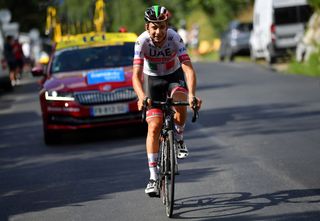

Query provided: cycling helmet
[144,5,168,22]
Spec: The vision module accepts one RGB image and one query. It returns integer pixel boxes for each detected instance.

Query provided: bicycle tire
[159,138,166,205]
[165,130,175,217]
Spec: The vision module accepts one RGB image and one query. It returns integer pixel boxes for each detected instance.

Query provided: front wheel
[44,129,61,145]
[250,47,256,62]
[164,130,175,217]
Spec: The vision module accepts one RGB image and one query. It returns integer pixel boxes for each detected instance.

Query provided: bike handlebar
[141,97,199,123]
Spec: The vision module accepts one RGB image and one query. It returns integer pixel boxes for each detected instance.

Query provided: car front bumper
[40,97,141,130]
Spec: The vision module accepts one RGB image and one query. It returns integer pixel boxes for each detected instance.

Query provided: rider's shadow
[173,189,320,220]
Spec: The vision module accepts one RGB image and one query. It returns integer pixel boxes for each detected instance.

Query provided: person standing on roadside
[4,35,17,86]
[12,38,24,83]
[178,20,188,48]
[189,24,200,55]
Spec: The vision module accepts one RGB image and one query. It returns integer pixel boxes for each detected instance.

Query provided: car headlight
[45,91,75,101]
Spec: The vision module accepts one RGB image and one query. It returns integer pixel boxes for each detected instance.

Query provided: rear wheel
[266,46,276,65]
[267,53,276,65]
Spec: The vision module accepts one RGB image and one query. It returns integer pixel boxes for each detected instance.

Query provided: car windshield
[236,23,253,32]
[51,42,134,74]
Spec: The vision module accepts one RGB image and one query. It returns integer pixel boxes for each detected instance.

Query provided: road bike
[142,97,199,217]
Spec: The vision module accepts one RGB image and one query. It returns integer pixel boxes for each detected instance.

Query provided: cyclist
[132,5,202,196]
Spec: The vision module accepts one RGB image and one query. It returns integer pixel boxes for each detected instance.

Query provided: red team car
[32,32,140,144]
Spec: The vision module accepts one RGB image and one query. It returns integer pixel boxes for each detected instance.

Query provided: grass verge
[287,51,320,77]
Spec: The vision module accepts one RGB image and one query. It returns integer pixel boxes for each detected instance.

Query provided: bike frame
[142,97,199,218]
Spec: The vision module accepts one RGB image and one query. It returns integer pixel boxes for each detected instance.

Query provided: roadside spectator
[178,20,188,48]
[189,24,200,55]
[4,35,17,86]
[12,39,24,82]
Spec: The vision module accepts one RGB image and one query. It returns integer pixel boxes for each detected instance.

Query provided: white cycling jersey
[133,28,190,76]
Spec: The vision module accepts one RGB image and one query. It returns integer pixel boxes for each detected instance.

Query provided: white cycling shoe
[176,140,189,159]
[145,179,159,197]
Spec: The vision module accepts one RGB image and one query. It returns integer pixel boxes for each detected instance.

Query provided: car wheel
[229,54,235,62]
[44,129,60,145]
[226,47,235,62]
[266,45,276,65]
[266,52,276,65]
[250,48,256,62]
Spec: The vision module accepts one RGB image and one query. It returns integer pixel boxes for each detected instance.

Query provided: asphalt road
[0,62,320,221]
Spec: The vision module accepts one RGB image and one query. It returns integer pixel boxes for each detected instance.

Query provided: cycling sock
[174,124,185,141]
[147,153,158,180]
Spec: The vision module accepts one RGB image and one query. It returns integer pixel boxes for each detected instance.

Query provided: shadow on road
[192,102,320,137]
[174,189,320,220]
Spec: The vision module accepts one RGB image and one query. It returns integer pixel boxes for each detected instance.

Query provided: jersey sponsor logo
[149,48,172,57]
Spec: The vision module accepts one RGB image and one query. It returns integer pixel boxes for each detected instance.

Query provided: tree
[0,0,48,33]
[309,0,320,11]
[58,0,94,34]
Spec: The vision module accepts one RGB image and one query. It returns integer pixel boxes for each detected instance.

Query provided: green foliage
[308,0,320,10]
[0,0,254,37]
[104,0,254,36]
[59,0,93,23]
[288,48,320,77]
[199,0,252,34]
[187,8,215,41]
[58,0,94,34]
[105,0,147,33]
[0,0,47,33]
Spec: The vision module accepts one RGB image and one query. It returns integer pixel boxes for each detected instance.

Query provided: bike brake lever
[141,97,149,123]
[192,107,199,123]
[191,97,199,123]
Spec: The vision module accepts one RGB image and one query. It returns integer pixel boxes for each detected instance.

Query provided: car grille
[75,88,137,105]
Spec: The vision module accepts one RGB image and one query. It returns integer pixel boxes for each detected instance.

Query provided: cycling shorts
[144,67,188,103]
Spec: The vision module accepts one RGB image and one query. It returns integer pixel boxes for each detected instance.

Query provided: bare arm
[181,61,202,109]
[132,65,146,110]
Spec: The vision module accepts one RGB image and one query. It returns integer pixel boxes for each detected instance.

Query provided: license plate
[91,103,129,116]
